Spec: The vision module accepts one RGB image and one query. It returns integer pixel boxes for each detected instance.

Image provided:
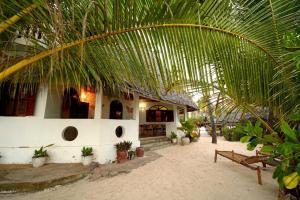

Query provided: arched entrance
[109,100,123,119]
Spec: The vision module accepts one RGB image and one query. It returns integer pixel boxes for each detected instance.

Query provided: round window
[115,126,124,138]
[62,126,78,141]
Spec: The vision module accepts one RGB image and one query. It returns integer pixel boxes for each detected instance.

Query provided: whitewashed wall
[0,87,140,164]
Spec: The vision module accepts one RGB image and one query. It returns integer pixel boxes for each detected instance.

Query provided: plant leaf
[281,121,299,143]
[240,136,252,143]
[261,145,274,153]
[283,172,300,189]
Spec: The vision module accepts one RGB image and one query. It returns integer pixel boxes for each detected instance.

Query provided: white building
[0,83,197,164]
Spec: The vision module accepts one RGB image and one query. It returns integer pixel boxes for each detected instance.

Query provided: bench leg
[257,167,262,185]
[214,150,218,163]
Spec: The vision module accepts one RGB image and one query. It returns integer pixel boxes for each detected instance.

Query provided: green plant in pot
[128,150,135,160]
[81,147,93,166]
[170,131,178,144]
[180,119,197,145]
[32,144,53,168]
[115,141,132,163]
[190,131,200,142]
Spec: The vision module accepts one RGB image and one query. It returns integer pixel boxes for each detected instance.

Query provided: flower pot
[82,155,93,166]
[32,157,46,168]
[181,137,190,145]
[136,147,144,157]
[192,137,199,142]
[171,138,177,144]
[117,150,128,163]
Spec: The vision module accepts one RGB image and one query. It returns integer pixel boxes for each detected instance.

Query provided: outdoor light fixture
[139,102,146,111]
[80,87,87,102]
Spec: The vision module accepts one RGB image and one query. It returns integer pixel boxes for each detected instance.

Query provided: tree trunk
[207,99,217,144]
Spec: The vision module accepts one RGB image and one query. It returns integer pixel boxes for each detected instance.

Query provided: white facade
[0,85,185,164]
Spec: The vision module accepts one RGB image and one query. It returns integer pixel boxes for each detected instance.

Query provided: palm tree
[0,0,299,127]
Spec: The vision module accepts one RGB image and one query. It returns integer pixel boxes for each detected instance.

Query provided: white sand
[2,137,278,200]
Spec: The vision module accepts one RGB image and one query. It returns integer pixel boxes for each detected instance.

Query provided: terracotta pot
[136,147,144,157]
[117,150,128,163]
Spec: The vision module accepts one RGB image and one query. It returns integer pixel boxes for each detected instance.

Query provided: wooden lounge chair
[214,150,270,185]
[256,150,281,167]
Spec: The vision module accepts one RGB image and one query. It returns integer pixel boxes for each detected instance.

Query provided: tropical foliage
[222,123,247,142]
[0,0,299,119]
[241,115,300,191]
[115,141,132,151]
[81,147,93,157]
[32,144,53,158]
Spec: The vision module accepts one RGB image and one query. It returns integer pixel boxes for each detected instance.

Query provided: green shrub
[222,124,246,141]
[170,131,177,139]
[81,147,93,157]
[33,144,54,158]
[115,141,132,151]
[231,123,246,141]
[222,127,232,141]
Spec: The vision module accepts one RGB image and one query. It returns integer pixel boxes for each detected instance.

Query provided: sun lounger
[255,150,281,167]
[214,150,270,185]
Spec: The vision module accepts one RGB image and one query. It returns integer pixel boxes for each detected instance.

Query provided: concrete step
[142,140,171,150]
[140,136,170,145]
[149,143,174,151]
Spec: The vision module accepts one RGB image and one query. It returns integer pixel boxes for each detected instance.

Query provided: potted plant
[128,150,135,160]
[32,144,53,168]
[136,147,144,157]
[180,119,197,145]
[170,131,178,144]
[81,147,93,166]
[115,141,132,163]
[191,131,200,142]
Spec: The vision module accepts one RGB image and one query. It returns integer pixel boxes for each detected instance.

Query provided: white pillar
[173,105,181,127]
[133,93,139,121]
[184,106,188,121]
[94,86,103,119]
[34,85,48,118]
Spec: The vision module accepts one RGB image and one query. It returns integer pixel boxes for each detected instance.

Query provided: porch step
[140,136,170,145]
[140,136,172,151]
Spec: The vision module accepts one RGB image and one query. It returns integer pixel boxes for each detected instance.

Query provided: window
[0,83,37,116]
[146,105,174,122]
[110,100,123,119]
[61,88,89,118]
[115,126,124,137]
[62,126,78,141]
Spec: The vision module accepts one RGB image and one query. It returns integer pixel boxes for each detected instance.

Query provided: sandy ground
[1,136,277,200]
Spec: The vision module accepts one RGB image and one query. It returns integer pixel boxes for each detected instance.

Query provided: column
[94,86,102,119]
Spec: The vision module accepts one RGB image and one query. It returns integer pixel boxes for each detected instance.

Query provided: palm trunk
[207,99,217,144]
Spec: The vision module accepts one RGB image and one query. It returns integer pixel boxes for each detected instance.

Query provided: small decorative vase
[32,157,46,168]
[136,147,144,157]
[82,155,93,166]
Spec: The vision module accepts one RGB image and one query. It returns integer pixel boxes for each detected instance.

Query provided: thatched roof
[127,84,198,112]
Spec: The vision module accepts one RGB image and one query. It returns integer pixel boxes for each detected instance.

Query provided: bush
[222,123,246,141]
[33,144,54,158]
[170,131,177,139]
[81,147,93,157]
[231,123,246,141]
[115,141,132,151]
[222,127,232,141]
